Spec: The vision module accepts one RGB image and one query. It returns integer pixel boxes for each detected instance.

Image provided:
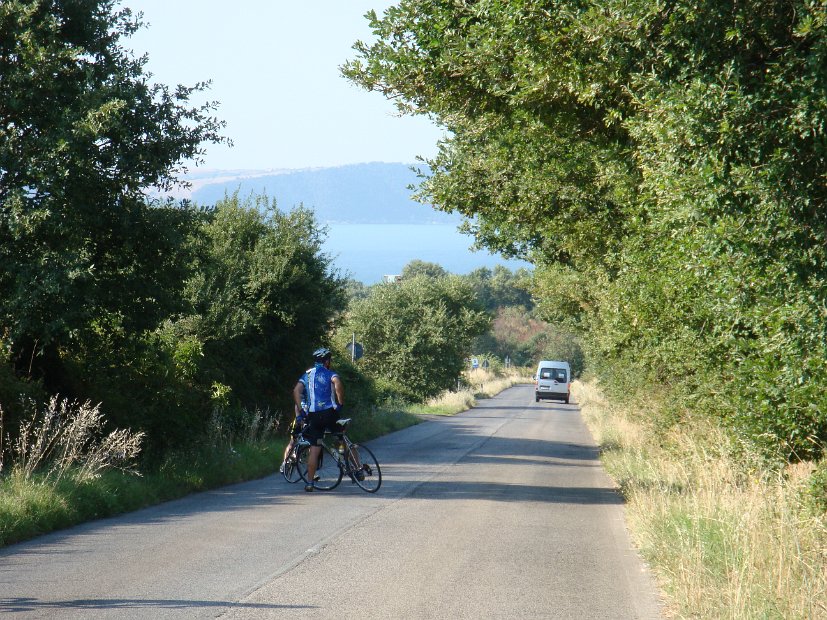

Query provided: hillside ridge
[185,162,461,225]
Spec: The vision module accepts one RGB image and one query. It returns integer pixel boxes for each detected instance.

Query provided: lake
[323,224,531,284]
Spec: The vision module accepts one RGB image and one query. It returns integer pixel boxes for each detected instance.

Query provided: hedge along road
[0,384,663,619]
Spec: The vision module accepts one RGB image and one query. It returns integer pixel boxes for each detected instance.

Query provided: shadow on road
[404,480,623,505]
[374,396,624,506]
[0,597,314,613]
[0,479,308,558]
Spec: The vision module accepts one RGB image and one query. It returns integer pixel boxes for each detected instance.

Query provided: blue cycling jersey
[299,362,339,412]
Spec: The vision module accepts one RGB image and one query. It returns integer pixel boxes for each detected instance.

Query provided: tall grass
[2,397,144,483]
[0,397,288,547]
[574,380,827,619]
[0,397,148,546]
[411,367,533,415]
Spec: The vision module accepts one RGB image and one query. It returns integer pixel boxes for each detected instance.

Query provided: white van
[534,360,571,404]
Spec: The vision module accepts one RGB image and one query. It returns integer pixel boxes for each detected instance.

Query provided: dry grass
[421,368,533,415]
[3,396,144,484]
[573,379,827,619]
[424,389,477,412]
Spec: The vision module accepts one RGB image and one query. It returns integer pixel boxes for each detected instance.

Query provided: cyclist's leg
[297,441,343,490]
[280,437,294,472]
[281,416,302,471]
[283,440,304,483]
[306,444,321,478]
[302,411,325,489]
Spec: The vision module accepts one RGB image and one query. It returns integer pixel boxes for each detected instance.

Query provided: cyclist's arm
[293,381,306,413]
[332,375,344,409]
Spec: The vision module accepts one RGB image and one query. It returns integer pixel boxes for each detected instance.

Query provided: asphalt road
[0,384,663,619]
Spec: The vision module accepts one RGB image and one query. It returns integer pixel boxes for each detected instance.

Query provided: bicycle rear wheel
[348,444,382,493]
[297,443,343,490]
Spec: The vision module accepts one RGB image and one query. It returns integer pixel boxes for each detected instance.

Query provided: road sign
[346,341,364,360]
[471,357,479,369]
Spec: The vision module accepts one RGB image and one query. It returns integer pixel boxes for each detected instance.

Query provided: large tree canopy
[0,0,226,383]
[181,194,347,407]
[344,0,827,458]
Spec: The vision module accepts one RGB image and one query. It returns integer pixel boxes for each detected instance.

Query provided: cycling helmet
[313,347,332,362]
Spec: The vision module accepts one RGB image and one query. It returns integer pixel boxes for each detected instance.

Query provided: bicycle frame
[292,418,381,492]
[323,432,360,480]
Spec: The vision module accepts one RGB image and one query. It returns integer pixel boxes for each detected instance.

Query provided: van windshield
[540,368,567,382]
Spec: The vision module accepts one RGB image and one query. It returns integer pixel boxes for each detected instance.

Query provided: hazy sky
[125,1,443,171]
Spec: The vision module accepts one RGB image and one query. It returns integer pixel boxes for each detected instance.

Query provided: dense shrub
[338,275,489,399]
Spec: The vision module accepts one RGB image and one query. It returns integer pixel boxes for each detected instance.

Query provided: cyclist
[293,347,344,492]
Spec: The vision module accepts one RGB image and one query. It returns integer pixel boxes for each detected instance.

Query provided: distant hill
[188,162,461,225]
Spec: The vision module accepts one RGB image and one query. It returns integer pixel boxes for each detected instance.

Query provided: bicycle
[296,417,382,493]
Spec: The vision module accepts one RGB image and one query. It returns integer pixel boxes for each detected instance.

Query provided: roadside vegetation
[0,395,421,547]
[4,4,826,616]
[575,379,827,619]
[407,366,534,416]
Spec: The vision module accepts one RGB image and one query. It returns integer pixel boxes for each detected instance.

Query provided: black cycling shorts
[304,408,343,445]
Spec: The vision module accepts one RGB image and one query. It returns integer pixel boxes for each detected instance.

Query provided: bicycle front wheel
[282,445,304,483]
[349,444,382,493]
[297,443,343,491]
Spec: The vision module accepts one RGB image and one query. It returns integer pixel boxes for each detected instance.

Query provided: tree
[463,266,533,313]
[474,306,584,373]
[343,1,638,264]
[0,1,226,389]
[343,278,371,303]
[181,193,347,408]
[400,259,448,280]
[341,275,489,399]
[344,1,827,458]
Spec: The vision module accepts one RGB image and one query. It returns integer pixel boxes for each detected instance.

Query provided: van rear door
[536,366,569,400]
